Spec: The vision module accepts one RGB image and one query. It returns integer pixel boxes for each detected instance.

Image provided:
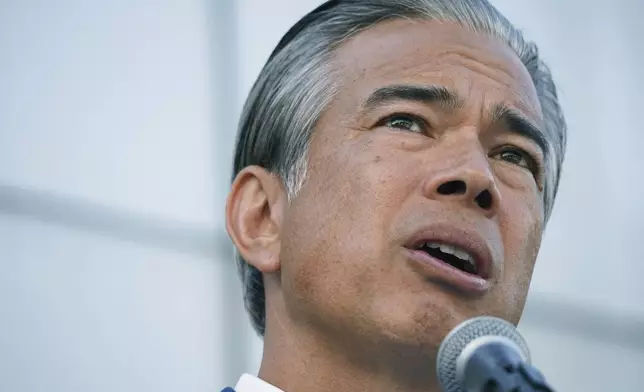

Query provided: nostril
[435,180,495,211]
[437,180,467,195]
[475,189,493,210]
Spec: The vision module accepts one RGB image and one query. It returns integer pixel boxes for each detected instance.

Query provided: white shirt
[235,373,285,392]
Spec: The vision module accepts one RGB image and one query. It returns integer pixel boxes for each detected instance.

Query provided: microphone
[436,316,556,392]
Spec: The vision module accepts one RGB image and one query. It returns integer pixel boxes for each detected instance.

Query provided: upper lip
[403,224,494,279]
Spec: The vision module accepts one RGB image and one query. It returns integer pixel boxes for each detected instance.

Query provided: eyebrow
[362,84,463,112]
[490,104,549,155]
[362,84,550,154]
[361,84,549,155]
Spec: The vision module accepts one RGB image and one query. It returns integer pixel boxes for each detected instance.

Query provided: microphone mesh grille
[436,316,530,392]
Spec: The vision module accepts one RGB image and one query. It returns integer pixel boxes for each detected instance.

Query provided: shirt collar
[235,373,285,392]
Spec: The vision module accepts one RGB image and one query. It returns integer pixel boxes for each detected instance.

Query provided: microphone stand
[475,362,556,392]
[462,344,556,392]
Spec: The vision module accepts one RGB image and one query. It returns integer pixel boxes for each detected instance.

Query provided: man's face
[278,20,545,353]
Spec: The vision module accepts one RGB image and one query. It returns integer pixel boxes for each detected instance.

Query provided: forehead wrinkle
[328,17,544,134]
[336,47,541,125]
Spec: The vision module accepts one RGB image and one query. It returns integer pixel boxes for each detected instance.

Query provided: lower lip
[404,248,491,294]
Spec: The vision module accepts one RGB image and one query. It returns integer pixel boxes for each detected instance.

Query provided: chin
[370,299,462,353]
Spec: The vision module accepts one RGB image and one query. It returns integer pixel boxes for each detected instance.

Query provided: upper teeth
[422,242,476,266]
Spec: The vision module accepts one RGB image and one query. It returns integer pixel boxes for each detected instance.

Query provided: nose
[422,156,501,218]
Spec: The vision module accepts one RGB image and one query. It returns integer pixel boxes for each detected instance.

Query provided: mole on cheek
[374,155,382,163]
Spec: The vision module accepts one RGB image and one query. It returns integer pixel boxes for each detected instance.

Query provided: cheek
[497,191,543,317]
[279,137,404,310]
[305,133,417,228]
[500,188,543,257]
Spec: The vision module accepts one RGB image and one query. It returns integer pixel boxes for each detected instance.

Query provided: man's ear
[225,166,287,273]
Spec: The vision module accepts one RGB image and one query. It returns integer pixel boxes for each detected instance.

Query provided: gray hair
[232,0,567,336]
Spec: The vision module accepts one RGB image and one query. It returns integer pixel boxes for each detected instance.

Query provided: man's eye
[382,115,424,133]
[493,147,537,172]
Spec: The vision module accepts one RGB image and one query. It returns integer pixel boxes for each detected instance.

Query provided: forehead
[330,19,542,123]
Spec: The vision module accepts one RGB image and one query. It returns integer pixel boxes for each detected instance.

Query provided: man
[224,0,567,391]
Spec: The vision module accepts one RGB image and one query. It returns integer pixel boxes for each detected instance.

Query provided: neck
[258,303,441,392]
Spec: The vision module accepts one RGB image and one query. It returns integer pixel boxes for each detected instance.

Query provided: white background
[0,0,642,391]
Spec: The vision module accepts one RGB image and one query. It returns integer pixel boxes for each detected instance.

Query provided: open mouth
[415,242,479,276]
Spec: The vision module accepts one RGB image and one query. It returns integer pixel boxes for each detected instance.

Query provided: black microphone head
[436,316,531,392]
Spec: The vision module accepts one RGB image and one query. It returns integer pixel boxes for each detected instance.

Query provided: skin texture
[226,19,546,392]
